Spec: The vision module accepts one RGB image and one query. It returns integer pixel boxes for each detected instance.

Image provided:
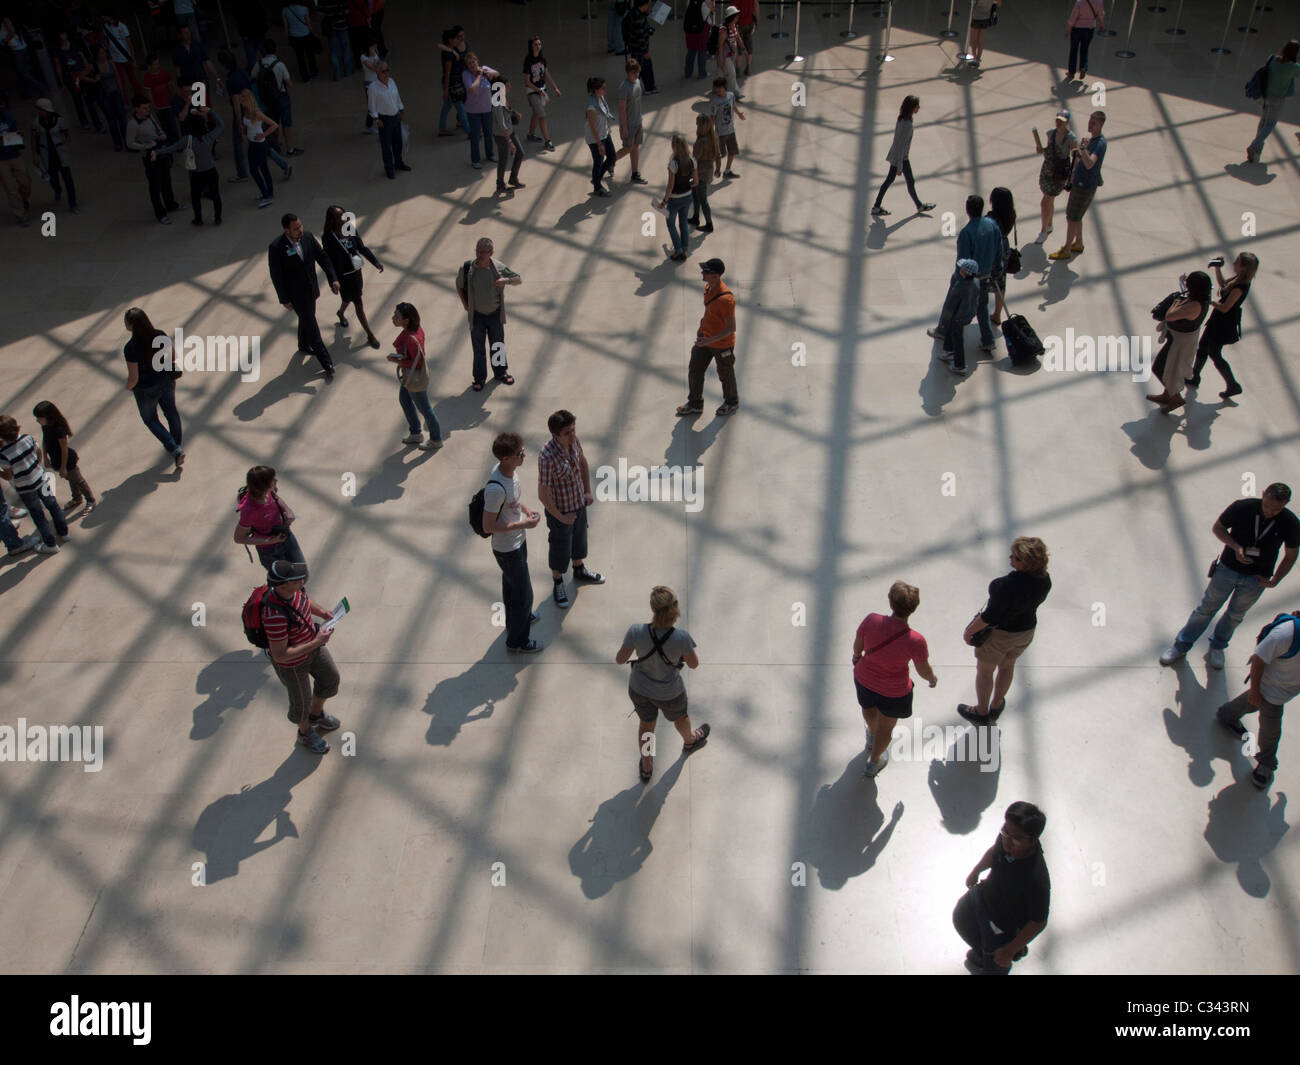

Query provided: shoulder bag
[632,626,684,669]
[400,337,429,392]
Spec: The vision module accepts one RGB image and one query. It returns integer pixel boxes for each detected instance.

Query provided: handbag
[182,134,196,171]
[399,338,429,392]
[989,2,999,26]
[1150,290,1182,321]
[1004,223,1021,275]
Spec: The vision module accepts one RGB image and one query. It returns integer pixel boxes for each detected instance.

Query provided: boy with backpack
[1217,611,1300,790]
[243,559,340,753]
[255,39,302,156]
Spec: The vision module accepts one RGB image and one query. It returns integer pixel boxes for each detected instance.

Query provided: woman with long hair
[1246,39,1300,163]
[322,204,384,349]
[872,95,935,217]
[122,307,185,472]
[1147,271,1212,414]
[238,87,278,208]
[688,113,721,232]
[1190,253,1258,398]
[659,133,696,261]
[987,186,1016,325]
[232,465,305,571]
[385,303,443,451]
[522,35,561,151]
[32,401,95,513]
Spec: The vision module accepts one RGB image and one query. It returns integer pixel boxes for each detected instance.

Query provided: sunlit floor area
[0,0,1297,973]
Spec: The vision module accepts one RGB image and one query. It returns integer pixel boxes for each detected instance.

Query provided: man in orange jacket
[677,258,739,417]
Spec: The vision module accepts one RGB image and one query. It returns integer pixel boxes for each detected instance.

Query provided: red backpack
[241,585,308,649]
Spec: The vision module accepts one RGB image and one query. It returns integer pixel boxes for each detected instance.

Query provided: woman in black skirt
[323,204,384,349]
[1189,252,1258,399]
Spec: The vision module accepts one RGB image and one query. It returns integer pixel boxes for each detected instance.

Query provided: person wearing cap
[0,92,33,227]
[31,99,79,215]
[1032,109,1077,245]
[1160,485,1300,671]
[932,259,981,378]
[676,258,739,417]
[717,7,749,99]
[261,559,341,755]
[1049,109,1106,262]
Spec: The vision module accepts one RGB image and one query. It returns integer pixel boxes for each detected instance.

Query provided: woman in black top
[323,204,384,349]
[32,400,95,512]
[122,307,185,472]
[986,186,1016,326]
[958,537,1051,724]
[1189,251,1258,399]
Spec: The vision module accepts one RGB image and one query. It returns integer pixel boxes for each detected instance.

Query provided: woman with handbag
[153,107,225,226]
[323,204,384,349]
[967,0,1002,69]
[958,538,1051,726]
[1032,109,1076,244]
[987,187,1017,325]
[1189,252,1258,399]
[1146,271,1211,414]
[387,303,442,451]
[853,581,937,778]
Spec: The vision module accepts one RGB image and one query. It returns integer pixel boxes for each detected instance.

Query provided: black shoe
[988,701,1006,722]
[1220,384,1243,398]
[698,223,714,233]
[687,216,700,225]
[529,611,540,625]
[507,640,544,653]
[573,566,605,584]
[395,163,411,171]
[553,581,570,608]
[957,703,993,725]
[871,206,889,216]
[630,172,648,185]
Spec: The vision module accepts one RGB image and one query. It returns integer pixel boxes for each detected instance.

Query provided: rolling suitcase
[1001,312,1045,366]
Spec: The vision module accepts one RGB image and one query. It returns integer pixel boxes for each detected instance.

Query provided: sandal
[495,374,515,386]
[639,756,652,783]
[472,380,485,392]
[683,723,711,752]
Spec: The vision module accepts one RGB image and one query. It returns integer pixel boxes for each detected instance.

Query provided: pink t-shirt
[237,493,282,536]
[853,614,928,697]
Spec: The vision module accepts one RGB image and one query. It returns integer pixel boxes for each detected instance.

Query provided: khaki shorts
[622,124,644,148]
[720,132,739,155]
[975,626,1035,665]
[527,90,547,117]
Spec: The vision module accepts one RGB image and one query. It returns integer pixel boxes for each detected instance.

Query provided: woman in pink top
[852,581,938,778]
[232,464,304,572]
[386,302,442,451]
[1065,0,1105,83]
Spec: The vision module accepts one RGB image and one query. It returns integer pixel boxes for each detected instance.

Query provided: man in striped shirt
[538,410,605,609]
[0,415,66,554]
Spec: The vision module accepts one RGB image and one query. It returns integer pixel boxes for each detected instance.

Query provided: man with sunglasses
[483,432,543,653]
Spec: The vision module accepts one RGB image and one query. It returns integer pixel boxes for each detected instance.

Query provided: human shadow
[191,651,271,741]
[350,445,437,507]
[231,351,326,422]
[458,191,510,227]
[866,211,926,251]
[432,381,496,437]
[1223,162,1276,186]
[554,192,615,232]
[805,755,904,889]
[632,255,680,298]
[1121,410,1178,471]
[940,62,982,86]
[928,727,1003,835]
[190,750,319,884]
[90,461,182,526]
[1035,259,1077,311]
[422,657,526,747]
[666,409,727,466]
[568,752,687,899]
[0,542,46,595]
[1179,394,1227,452]
[1161,658,1231,788]
[1204,784,1289,898]
[920,352,958,416]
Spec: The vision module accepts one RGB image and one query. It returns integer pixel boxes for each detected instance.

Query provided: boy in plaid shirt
[537,409,606,608]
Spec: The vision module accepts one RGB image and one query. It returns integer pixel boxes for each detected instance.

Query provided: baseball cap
[267,560,309,585]
[699,258,726,276]
[35,98,55,113]
[1054,109,1070,122]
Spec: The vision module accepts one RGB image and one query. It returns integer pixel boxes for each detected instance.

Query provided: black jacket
[622,9,654,56]
[323,228,381,277]
[268,231,337,304]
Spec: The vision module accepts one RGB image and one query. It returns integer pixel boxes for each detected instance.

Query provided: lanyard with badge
[1246,513,1275,560]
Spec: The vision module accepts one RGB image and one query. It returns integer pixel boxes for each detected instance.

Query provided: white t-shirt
[1256,619,1300,704]
[709,91,737,137]
[483,466,524,553]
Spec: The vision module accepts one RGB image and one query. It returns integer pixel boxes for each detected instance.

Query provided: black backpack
[468,475,509,538]
[257,58,282,110]
[707,25,721,57]
[684,0,705,34]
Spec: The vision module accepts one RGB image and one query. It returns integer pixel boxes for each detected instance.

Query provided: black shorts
[855,678,914,719]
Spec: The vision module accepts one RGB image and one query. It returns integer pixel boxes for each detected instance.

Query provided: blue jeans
[467,111,494,165]
[1249,99,1287,157]
[976,278,994,347]
[133,377,184,457]
[588,136,615,189]
[666,194,691,253]
[248,140,273,199]
[256,530,306,571]
[18,484,68,547]
[1175,564,1267,652]
[471,309,507,384]
[398,385,442,440]
[329,28,352,79]
[494,541,535,649]
[607,3,625,52]
[0,499,27,552]
[439,96,468,133]
[242,37,265,71]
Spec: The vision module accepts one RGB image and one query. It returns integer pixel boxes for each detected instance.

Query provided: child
[32,401,95,513]
[718,7,750,99]
[360,40,381,133]
[0,414,68,554]
[689,113,721,232]
[708,76,745,178]
[491,76,524,193]
[935,259,981,378]
[232,464,305,571]
[31,100,79,214]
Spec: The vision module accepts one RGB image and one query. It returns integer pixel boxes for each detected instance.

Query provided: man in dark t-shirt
[1161,483,1300,670]
[954,801,1050,974]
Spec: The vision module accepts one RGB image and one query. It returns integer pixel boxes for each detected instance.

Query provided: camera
[1208,257,1225,268]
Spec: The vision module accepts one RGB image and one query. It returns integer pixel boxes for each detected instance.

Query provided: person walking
[708,76,745,177]
[616,586,709,782]
[717,6,749,99]
[957,537,1052,725]
[53,29,97,132]
[123,307,185,471]
[32,401,95,514]
[0,416,68,555]
[871,95,936,217]
[1217,614,1300,791]
[462,53,499,171]
[455,237,522,390]
[1160,484,1299,670]
[233,465,306,570]
[367,59,409,178]
[853,581,938,778]
[683,0,711,80]
[0,93,32,226]
[522,35,560,151]
[318,0,351,80]
[932,259,981,377]
[172,24,221,96]
[438,26,468,137]
[491,76,525,194]
[323,203,384,347]
[77,49,128,151]
[360,38,382,133]
[386,302,443,451]
[482,431,543,654]
[1146,270,1211,415]
[0,495,38,558]
[1189,252,1258,399]
[255,41,303,158]
[268,213,340,378]
[734,0,757,76]
[237,88,277,207]
[102,12,142,100]
[953,802,1050,975]
[607,1,626,56]
[282,2,318,83]
[1245,40,1300,164]
[659,132,696,262]
[616,58,649,186]
[622,0,658,94]
[1049,109,1106,261]
[688,113,721,232]
[126,95,183,224]
[584,76,617,197]
[30,100,79,215]
[538,409,606,609]
[1031,109,1076,244]
[676,258,739,416]
[233,0,269,70]
[1064,0,1104,82]
[153,107,224,225]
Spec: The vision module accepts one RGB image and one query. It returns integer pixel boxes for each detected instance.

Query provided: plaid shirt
[538,435,586,514]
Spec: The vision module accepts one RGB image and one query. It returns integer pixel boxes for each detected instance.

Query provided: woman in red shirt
[853,581,938,777]
[386,302,442,451]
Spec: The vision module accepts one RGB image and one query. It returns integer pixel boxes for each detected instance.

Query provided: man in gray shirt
[616,58,648,186]
[455,236,522,389]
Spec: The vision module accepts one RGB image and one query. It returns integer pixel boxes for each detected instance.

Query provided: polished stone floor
[0,0,1297,973]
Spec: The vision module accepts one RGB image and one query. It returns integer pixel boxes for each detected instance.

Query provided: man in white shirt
[482,432,543,653]
[366,61,408,179]
[1217,614,1300,790]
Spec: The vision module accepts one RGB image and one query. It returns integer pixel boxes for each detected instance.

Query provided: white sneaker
[1034,227,1052,244]
[9,507,27,519]
[35,543,60,554]
[864,749,889,777]
[1207,647,1226,670]
[1158,645,1185,666]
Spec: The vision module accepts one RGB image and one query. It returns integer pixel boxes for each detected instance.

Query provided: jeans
[398,385,443,440]
[588,136,615,189]
[329,28,352,79]
[1249,98,1287,157]
[143,156,178,219]
[687,344,739,408]
[288,35,317,82]
[1067,27,1094,75]
[18,484,69,547]
[666,194,692,252]
[133,377,184,456]
[158,105,179,144]
[936,273,978,371]
[494,541,535,648]
[0,500,27,552]
[439,96,468,133]
[976,279,995,347]
[607,2,625,52]
[638,52,657,92]
[256,530,306,572]
[1218,690,1286,773]
[1174,564,1267,653]
[495,133,523,185]
[685,49,708,78]
[189,167,221,221]
[242,36,265,71]
[47,164,77,209]
[248,140,273,199]
[470,309,508,384]
[377,116,404,176]
[87,85,126,149]
[953,885,1016,974]
[466,110,494,165]
[874,159,923,209]
[692,178,713,226]
[546,506,589,576]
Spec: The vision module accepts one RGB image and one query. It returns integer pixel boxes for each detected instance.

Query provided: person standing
[233,465,306,571]
[462,53,499,170]
[1217,614,1300,791]
[282,3,318,83]
[78,49,129,151]
[153,107,224,225]
[318,0,352,81]
[32,401,95,514]
[172,25,221,96]
[953,802,1050,975]
[734,0,757,76]
[0,93,32,226]
[986,186,1016,326]
[1190,252,1258,399]
[871,95,936,217]
[255,41,302,158]
[616,58,649,185]
[538,410,606,609]
[688,113,720,231]
[1031,109,1076,245]
[126,95,182,224]
[584,76,617,197]
[491,77,525,194]
[522,36,560,151]
[438,26,468,137]
[1145,271,1210,415]
[237,87,278,207]
[717,7,749,99]
[386,302,443,451]
[683,0,711,80]
[233,0,269,70]
[102,12,143,99]
[932,259,981,377]
[659,132,696,262]
[607,1,626,56]
[0,497,38,558]
[676,258,739,416]
[360,38,381,133]
[926,195,1001,358]
[323,203,384,347]
[456,237,521,390]
[122,307,185,471]
[967,0,1003,69]
[30,100,79,215]
[853,581,938,778]
[141,53,178,142]
[483,432,543,654]
[1064,0,1104,82]
[1049,109,1106,262]
[1246,40,1300,164]
[1160,484,1299,671]
[958,537,1051,725]
[622,0,658,94]
[53,29,96,132]
[708,76,745,177]
[366,59,409,178]
[0,416,68,555]
[268,213,340,378]
[616,586,709,782]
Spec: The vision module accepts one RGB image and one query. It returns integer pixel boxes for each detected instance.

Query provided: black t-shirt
[524,56,547,92]
[41,424,78,470]
[1218,498,1300,577]
[981,838,1051,934]
[124,329,169,391]
[981,570,1051,633]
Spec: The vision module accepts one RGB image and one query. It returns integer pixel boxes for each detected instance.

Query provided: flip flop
[683,723,711,752]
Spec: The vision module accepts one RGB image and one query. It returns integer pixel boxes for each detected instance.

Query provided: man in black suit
[268,212,340,377]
